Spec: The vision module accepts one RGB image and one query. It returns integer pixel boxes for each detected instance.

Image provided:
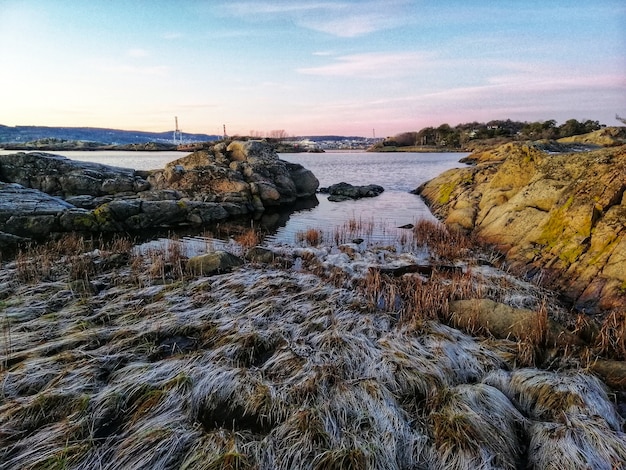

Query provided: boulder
[0,182,77,238]
[417,143,626,313]
[286,162,320,197]
[187,251,244,275]
[148,141,318,210]
[449,299,581,348]
[0,152,148,196]
[319,182,384,202]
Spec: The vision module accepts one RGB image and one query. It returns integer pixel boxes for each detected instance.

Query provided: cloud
[222,0,413,37]
[298,51,432,77]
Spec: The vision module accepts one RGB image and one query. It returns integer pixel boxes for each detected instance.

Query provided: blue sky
[1,0,624,137]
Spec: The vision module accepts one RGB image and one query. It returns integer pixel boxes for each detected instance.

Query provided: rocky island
[0,140,319,249]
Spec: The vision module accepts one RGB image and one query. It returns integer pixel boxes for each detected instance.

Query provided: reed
[234,228,261,250]
[413,218,474,261]
[296,228,323,247]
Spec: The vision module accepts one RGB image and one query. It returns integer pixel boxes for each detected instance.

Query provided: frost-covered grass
[0,229,624,469]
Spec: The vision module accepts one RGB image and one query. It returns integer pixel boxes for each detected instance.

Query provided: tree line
[379,118,606,149]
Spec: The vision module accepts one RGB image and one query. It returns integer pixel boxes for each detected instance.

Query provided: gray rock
[148,141,319,211]
[286,162,320,197]
[185,201,230,225]
[0,143,320,246]
[320,182,384,201]
[244,247,277,264]
[187,251,244,275]
[0,152,148,197]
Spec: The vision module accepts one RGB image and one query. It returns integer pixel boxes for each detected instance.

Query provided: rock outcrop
[319,182,384,202]
[416,142,626,313]
[0,141,319,248]
[148,140,319,209]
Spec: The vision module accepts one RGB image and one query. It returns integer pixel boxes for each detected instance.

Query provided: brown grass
[595,310,626,360]
[413,219,475,260]
[234,228,261,249]
[297,228,323,247]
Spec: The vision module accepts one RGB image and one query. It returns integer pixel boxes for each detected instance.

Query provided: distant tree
[416,127,437,146]
[558,119,585,138]
[616,114,626,125]
[393,132,419,146]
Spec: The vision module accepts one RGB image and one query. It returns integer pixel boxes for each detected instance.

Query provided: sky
[1,0,625,137]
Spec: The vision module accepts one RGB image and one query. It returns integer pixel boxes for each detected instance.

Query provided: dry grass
[413,219,475,261]
[0,228,624,470]
[234,228,261,250]
[595,310,626,360]
[296,228,323,247]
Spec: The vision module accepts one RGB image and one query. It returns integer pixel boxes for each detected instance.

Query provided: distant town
[1,116,621,153]
[0,124,380,152]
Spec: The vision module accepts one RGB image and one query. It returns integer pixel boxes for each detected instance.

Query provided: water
[269,151,468,245]
[0,148,468,247]
[0,149,187,171]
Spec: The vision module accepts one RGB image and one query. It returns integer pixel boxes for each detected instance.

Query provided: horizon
[1,1,625,137]
[1,116,620,141]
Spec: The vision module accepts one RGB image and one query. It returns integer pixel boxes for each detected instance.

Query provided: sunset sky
[1,0,625,137]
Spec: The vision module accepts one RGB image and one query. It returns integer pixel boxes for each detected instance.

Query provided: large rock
[0,182,82,239]
[320,182,384,202]
[416,143,626,313]
[0,152,149,196]
[148,141,318,209]
[449,299,581,348]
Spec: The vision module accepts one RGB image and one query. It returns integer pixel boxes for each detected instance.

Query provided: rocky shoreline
[0,140,319,250]
[415,142,626,316]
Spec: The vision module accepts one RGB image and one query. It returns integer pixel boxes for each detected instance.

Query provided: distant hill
[0,125,219,146]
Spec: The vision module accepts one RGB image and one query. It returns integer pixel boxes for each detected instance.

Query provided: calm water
[270,151,468,245]
[0,149,468,247]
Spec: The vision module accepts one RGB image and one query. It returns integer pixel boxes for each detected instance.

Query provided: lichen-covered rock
[417,143,626,313]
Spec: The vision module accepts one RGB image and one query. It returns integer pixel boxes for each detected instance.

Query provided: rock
[0,182,76,237]
[449,298,581,348]
[0,144,319,247]
[148,141,318,210]
[0,152,148,196]
[187,251,244,275]
[320,182,384,201]
[0,231,29,249]
[418,143,626,313]
[245,247,278,264]
[286,162,320,197]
